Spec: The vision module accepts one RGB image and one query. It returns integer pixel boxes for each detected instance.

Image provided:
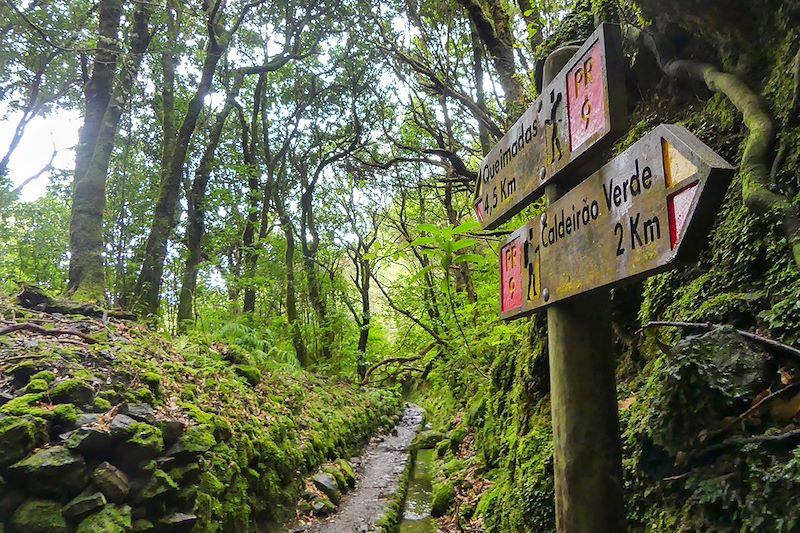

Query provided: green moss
[11,499,69,533]
[127,422,163,454]
[25,378,50,393]
[76,504,132,533]
[0,415,49,466]
[431,482,456,517]
[233,364,262,386]
[142,372,162,397]
[131,387,154,404]
[135,470,178,502]
[52,403,79,425]
[30,370,56,383]
[93,396,112,411]
[50,379,94,405]
[0,392,51,418]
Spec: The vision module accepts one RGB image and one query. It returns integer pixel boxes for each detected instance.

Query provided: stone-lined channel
[288,405,424,533]
[398,447,437,533]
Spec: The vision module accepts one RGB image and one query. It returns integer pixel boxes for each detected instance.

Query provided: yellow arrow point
[662,138,697,187]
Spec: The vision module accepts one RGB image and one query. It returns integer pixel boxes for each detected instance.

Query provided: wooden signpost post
[476,23,735,533]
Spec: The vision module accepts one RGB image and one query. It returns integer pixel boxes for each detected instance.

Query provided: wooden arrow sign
[474,22,627,230]
[499,124,734,319]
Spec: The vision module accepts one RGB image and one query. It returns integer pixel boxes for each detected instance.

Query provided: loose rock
[158,512,197,530]
[109,414,137,437]
[312,497,336,516]
[92,462,130,502]
[312,472,342,505]
[63,491,107,520]
[120,403,156,424]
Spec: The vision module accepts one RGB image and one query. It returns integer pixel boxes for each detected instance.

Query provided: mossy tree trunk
[133,32,225,318]
[176,74,243,329]
[68,0,152,303]
[274,183,308,367]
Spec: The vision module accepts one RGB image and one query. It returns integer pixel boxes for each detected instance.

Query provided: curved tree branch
[625,25,800,269]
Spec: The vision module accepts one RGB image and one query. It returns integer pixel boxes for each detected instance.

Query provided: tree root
[623,26,800,270]
[636,320,800,364]
[0,323,98,344]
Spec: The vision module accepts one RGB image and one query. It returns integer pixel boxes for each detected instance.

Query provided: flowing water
[399,448,437,533]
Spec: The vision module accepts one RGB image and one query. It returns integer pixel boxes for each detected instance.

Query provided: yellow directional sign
[499,124,734,319]
[474,23,627,230]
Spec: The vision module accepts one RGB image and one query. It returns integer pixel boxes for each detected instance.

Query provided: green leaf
[454,220,481,234]
[410,236,437,247]
[451,239,478,252]
[453,254,483,264]
[416,223,439,235]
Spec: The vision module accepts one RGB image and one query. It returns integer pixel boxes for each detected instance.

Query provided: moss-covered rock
[0,415,48,467]
[132,469,178,504]
[50,379,95,406]
[118,422,163,463]
[312,472,341,505]
[8,445,87,497]
[335,458,356,488]
[233,365,262,386]
[63,491,107,520]
[10,499,69,533]
[168,425,216,457]
[311,496,336,516]
[24,378,50,393]
[322,465,348,492]
[431,482,456,517]
[76,504,132,533]
[7,361,48,385]
[414,430,444,449]
[132,519,154,531]
[449,426,468,453]
[30,370,56,383]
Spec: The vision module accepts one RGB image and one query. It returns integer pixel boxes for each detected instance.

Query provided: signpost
[474,23,627,230]
[499,124,734,319]
[477,23,735,533]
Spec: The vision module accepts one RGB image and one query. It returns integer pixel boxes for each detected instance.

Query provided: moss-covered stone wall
[0,298,402,532]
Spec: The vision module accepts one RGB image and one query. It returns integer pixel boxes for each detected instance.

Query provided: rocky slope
[0,294,401,532]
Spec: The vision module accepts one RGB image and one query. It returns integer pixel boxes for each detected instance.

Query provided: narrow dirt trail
[289,405,424,533]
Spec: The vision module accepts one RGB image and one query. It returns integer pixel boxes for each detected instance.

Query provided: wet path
[289,405,424,533]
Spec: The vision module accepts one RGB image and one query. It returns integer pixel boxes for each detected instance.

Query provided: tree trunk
[66,0,123,302]
[356,257,371,379]
[470,21,492,158]
[239,74,264,314]
[275,189,308,366]
[133,36,224,317]
[176,74,243,328]
[300,186,332,361]
[457,0,523,118]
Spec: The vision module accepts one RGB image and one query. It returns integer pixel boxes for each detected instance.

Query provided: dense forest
[1,0,800,531]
